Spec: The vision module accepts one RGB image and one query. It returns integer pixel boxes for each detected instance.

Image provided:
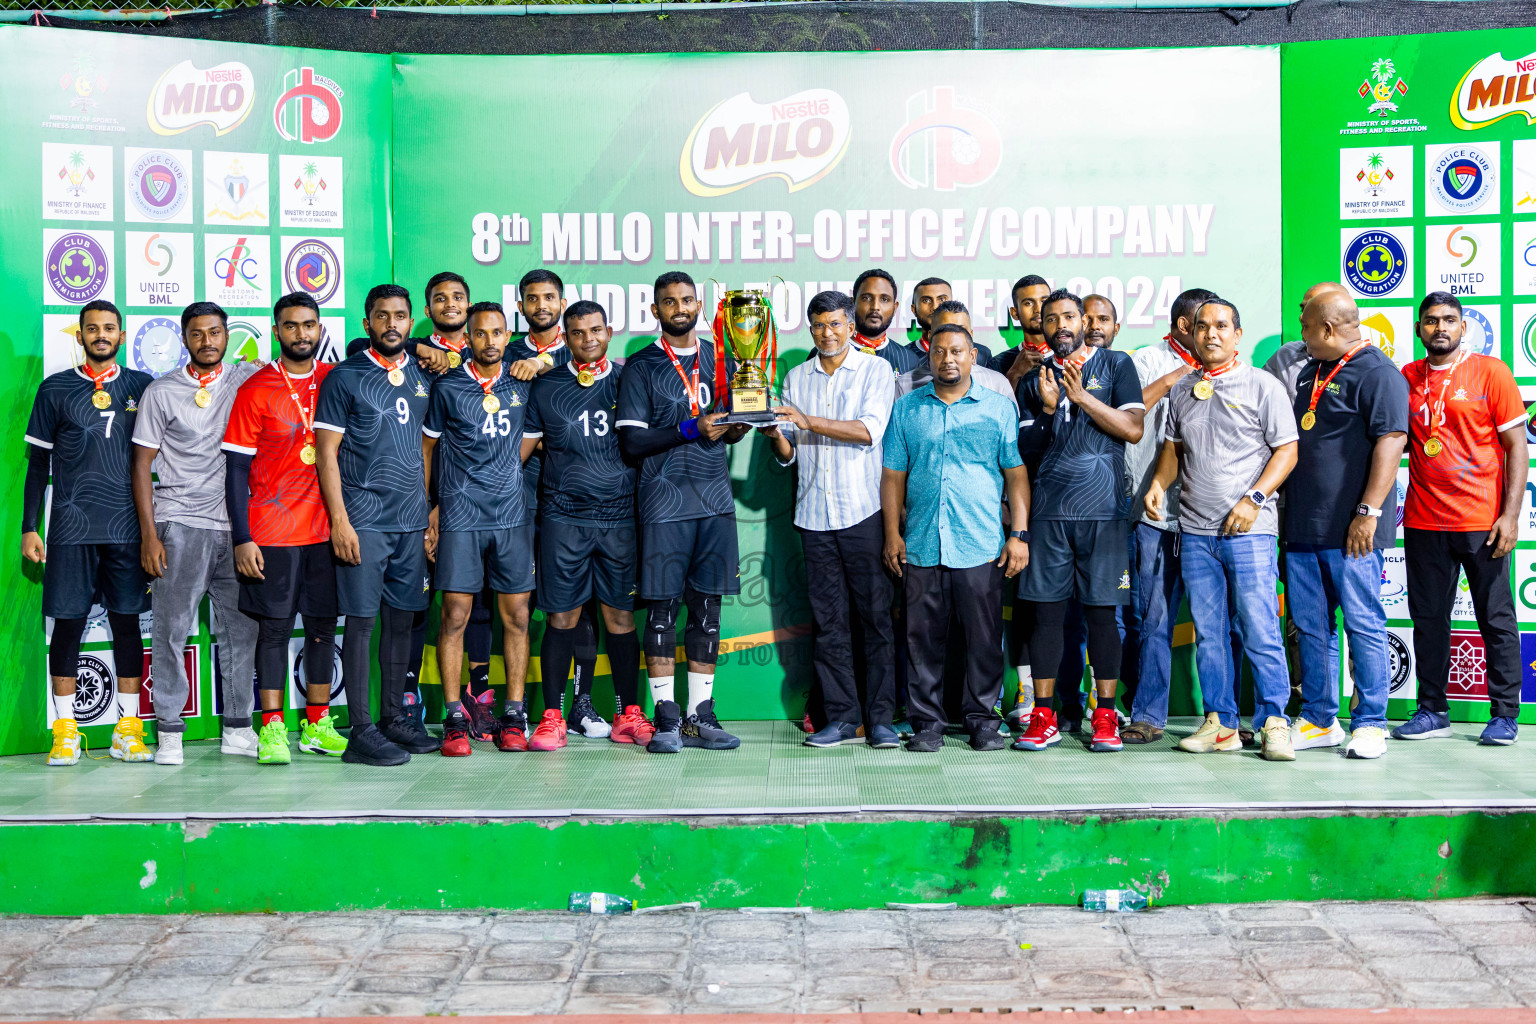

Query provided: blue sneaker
[867,723,900,749]
[1391,709,1452,741]
[1480,717,1519,746]
[804,721,860,748]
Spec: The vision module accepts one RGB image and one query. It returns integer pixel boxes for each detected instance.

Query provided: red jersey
[222,362,334,547]
[1403,352,1525,532]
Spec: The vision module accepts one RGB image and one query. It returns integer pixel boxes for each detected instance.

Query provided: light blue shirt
[882,379,1023,569]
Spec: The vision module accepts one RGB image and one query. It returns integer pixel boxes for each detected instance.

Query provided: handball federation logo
[283,239,340,305]
[46,232,110,304]
[274,67,344,145]
[1431,145,1494,213]
[129,150,190,221]
[1344,230,1407,297]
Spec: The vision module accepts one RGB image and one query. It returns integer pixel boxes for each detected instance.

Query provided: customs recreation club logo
[1360,57,1408,117]
[283,238,341,305]
[274,67,344,145]
[1344,230,1407,297]
[131,317,187,378]
[680,88,850,197]
[1431,145,1495,213]
[46,232,109,304]
[129,150,190,221]
[890,86,1002,192]
[146,60,255,136]
[1386,633,1412,695]
[1452,49,1536,131]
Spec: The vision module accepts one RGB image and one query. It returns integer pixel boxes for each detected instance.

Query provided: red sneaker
[1013,707,1060,751]
[528,708,568,751]
[441,714,471,757]
[497,713,528,752]
[611,705,656,745]
[1090,706,1122,752]
[800,713,814,734]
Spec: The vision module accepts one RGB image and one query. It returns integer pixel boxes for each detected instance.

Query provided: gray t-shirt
[1125,342,1190,532]
[1165,362,1298,537]
[1261,340,1312,403]
[132,361,261,530]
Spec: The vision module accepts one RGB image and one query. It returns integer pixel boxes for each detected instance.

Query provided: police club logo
[46,231,110,304]
[131,316,187,378]
[1430,145,1496,215]
[1344,230,1407,297]
[128,149,190,222]
[282,237,342,307]
[274,67,344,145]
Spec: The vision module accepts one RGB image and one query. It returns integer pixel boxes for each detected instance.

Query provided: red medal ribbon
[1421,348,1469,443]
[530,330,564,358]
[575,358,609,377]
[854,332,886,350]
[366,349,407,374]
[1164,333,1200,369]
[1306,340,1370,417]
[276,364,317,444]
[1200,353,1243,385]
[82,361,119,394]
[188,364,224,389]
[1026,338,1052,354]
[660,339,702,416]
[431,333,466,357]
[467,360,501,395]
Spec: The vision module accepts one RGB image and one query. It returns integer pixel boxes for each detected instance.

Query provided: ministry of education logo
[130,316,187,378]
[46,231,109,304]
[282,238,341,306]
[128,149,189,222]
[1430,144,1496,214]
[1344,230,1407,297]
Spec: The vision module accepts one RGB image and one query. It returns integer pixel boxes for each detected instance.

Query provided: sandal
[1120,721,1164,744]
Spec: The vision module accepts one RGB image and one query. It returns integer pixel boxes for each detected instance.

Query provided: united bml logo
[274,67,344,145]
[889,87,1001,192]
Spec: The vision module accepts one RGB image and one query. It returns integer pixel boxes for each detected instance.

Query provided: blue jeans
[1285,545,1389,730]
[1180,533,1290,730]
[1128,522,1184,728]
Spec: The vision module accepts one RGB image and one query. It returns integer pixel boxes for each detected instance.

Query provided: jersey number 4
[578,409,609,437]
[482,410,513,437]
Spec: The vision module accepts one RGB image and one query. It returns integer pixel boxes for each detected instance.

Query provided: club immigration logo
[128,149,190,222]
[681,88,851,197]
[1452,50,1536,131]
[45,231,109,304]
[282,238,342,306]
[1430,145,1496,213]
[274,67,344,145]
[1344,230,1407,297]
[147,60,255,136]
[130,317,187,378]
[889,86,1003,192]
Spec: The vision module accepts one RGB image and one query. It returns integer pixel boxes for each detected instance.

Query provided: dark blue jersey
[25,365,153,546]
[423,363,532,532]
[314,350,432,533]
[1018,347,1144,522]
[615,339,733,524]
[869,339,923,375]
[509,333,573,513]
[525,361,636,527]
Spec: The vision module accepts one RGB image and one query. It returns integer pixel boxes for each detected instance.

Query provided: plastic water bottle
[1082,888,1148,912]
[569,891,635,915]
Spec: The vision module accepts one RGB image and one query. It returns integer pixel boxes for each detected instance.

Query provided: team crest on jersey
[414,380,428,398]
[422,575,430,592]
[125,396,139,412]
[1118,571,1130,590]
[510,392,522,407]
[1086,375,1104,390]
[1453,387,1469,401]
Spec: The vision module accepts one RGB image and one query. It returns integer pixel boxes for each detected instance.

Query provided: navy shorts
[1016,519,1131,606]
[336,530,431,616]
[640,514,740,600]
[43,541,150,619]
[436,523,535,596]
[538,520,637,614]
[238,541,339,621]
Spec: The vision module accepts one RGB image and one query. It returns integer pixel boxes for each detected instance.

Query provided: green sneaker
[257,720,291,765]
[300,713,347,757]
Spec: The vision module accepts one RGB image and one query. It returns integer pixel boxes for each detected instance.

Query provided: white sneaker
[1260,716,1296,762]
[221,725,259,757]
[1291,715,1346,751]
[154,731,184,765]
[1346,726,1388,759]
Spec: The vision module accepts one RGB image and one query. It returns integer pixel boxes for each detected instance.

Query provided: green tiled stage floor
[3,717,1533,821]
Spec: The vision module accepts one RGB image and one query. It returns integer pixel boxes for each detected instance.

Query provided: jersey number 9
[395,397,411,424]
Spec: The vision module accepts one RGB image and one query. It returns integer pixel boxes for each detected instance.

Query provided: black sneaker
[682,699,740,750]
[341,723,411,766]
[647,700,683,754]
[463,695,501,743]
[569,695,612,739]
[906,728,944,753]
[382,714,441,754]
[970,729,1007,751]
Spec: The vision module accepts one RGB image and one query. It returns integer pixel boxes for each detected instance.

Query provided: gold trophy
[714,287,779,425]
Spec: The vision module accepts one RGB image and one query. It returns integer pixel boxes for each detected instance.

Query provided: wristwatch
[1356,503,1383,518]
[1009,529,1030,543]
[1246,489,1268,508]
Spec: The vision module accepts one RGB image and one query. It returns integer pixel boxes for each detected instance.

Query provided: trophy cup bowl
[718,289,778,425]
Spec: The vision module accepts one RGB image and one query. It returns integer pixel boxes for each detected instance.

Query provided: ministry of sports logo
[283,238,341,305]
[1344,230,1407,297]
[46,232,110,304]
[1430,145,1495,214]
[128,150,189,221]
[274,67,344,145]
[131,316,187,378]
[1360,57,1408,117]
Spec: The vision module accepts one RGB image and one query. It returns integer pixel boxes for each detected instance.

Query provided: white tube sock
[52,691,76,722]
[649,675,675,705]
[117,691,140,720]
[686,671,714,717]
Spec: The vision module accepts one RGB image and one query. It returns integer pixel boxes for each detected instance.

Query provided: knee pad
[107,612,144,679]
[683,590,721,665]
[645,598,681,660]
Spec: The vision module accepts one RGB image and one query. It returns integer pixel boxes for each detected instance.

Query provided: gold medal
[388,368,405,387]
[299,443,317,466]
[194,388,212,408]
[537,352,555,366]
[447,351,462,369]
[577,369,595,387]
[1193,379,1214,400]
[1424,437,1443,458]
[91,390,112,410]
[482,393,501,414]
[861,346,877,356]
[1300,410,1316,431]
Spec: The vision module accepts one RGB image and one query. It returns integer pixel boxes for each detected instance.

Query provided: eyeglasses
[808,321,848,336]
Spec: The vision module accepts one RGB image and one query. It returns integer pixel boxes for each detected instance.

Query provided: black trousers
[1404,527,1521,718]
[905,561,1005,735]
[800,513,897,725]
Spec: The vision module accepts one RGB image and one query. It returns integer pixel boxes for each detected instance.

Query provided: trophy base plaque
[719,387,776,424]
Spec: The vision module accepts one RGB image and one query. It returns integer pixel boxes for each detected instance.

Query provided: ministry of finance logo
[45,231,110,305]
[127,149,190,223]
[282,237,343,307]
[1344,230,1407,297]
[131,316,187,378]
[1429,144,1497,215]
